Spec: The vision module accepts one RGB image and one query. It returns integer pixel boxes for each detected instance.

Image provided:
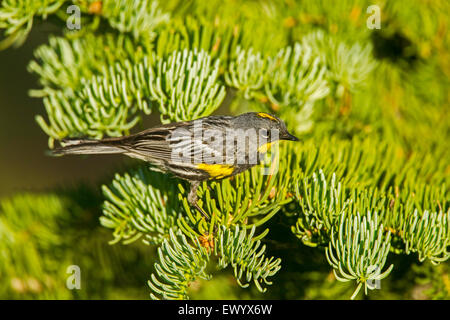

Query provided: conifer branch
[402,209,450,264]
[101,168,182,245]
[214,225,282,292]
[0,0,66,50]
[325,212,394,300]
[148,229,211,300]
[225,47,268,100]
[303,30,377,92]
[152,49,226,123]
[102,0,169,41]
[265,42,330,109]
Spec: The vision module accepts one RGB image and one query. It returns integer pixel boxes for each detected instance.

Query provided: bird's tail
[51,138,126,156]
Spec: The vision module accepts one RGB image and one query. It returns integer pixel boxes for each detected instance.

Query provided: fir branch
[286,136,448,191]
[303,30,377,92]
[401,209,450,264]
[28,33,150,97]
[225,46,269,100]
[325,211,394,300]
[154,15,239,64]
[102,0,169,41]
[101,167,182,245]
[152,49,226,123]
[293,170,348,247]
[214,225,282,292]
[148,229,211,300]
[35,66,148,147]
[265,42,330,110]
[382,183,448,252]
[0,0,66,50]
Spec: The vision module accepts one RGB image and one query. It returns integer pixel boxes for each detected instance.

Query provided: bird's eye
[260,129,270,139]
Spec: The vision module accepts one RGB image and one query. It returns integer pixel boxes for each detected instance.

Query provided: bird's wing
[120,126,181,161]
[115,116,235,165]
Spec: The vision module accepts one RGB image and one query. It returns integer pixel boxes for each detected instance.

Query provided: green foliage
[0,192,155,299]
[325,211,393,299]
[1,0,449,300]
[0,194,67,279]
[36,68,149,145]
[304,30,377,92]
[28,33,155,147]
[148,229,211,300]
[225,47,268,100]
[101,168,181,245]
[152,49,226,123]
[27,33,150,97]
[101,152,292,297]
[102,0,169,41]
[290,139,449,299]
[152,14,240,64]
[293,171,346,247]
[0,0,65,49]
[214,225,282,292]
[148,225,281,300]
[402,210,450,264]
[265,42,330,110]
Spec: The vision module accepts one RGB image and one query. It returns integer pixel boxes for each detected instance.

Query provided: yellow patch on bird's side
[256,112,278,122]
[258,141,276,153]
[196,163,235,179]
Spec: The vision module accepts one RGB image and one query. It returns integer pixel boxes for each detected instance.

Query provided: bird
[52,112,299,219]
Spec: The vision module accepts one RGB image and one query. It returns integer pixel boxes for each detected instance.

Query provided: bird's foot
[188,181,210,221]
[194,202,210,221]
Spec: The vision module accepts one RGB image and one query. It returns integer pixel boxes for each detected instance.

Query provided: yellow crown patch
[256,112,279,122]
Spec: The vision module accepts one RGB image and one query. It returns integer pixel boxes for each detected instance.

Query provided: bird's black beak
[282,132,299,141]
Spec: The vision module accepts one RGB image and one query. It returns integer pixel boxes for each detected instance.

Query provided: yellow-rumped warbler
[53,112,299,218]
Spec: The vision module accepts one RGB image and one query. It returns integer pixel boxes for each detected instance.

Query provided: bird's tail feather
[52,139,125,156]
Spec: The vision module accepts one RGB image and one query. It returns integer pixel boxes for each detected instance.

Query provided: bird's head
[233,112,299,143]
